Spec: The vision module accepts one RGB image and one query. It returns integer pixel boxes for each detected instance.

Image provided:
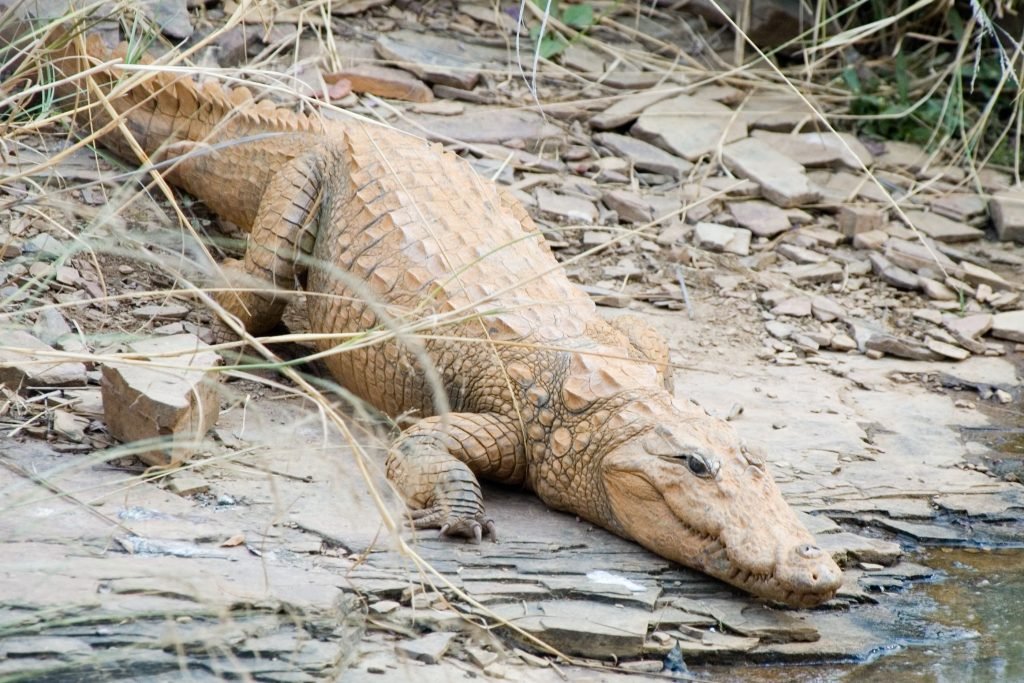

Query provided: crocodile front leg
[202,150,323,340]
[386,412,527,542]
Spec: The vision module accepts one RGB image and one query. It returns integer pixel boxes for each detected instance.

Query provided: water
[696,547,1024,682]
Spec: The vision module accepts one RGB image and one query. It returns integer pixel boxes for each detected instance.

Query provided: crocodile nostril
[797,544,822,559]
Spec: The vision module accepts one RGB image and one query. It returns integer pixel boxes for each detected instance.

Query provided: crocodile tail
[46,25,323,163]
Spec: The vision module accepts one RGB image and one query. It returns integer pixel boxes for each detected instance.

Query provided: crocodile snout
[785,543,843,599]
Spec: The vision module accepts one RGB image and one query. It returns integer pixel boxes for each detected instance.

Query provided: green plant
[528,0,598,59]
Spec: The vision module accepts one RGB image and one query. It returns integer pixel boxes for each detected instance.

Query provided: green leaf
[562,3,594,29]
[894,49,909,104]
[539,33,569,59]
[531,0,559,17]
[842,66,862,95]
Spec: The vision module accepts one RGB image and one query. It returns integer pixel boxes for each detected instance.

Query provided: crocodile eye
[685,454,714,478]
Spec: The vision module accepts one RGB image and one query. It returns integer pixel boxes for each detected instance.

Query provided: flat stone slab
[405,109,562,147]
[590,90,675,130]
[632,94,748,161]
[535,188,598,223]
[722,137,822,207]
[593,132,693,178]
[693,222,751,255]
[903,209,984,243]
[729,199,791,237]
[0,329,87,389]
[751,130,872,169]
[328,64,433,102]
[991,310,1024,342]
[374,30,499,89]
[487,600,650,658]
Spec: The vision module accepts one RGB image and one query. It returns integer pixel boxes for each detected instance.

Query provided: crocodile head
[598,399,842,608]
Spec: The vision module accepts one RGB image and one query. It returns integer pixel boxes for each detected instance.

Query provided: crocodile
[45,28,842,607]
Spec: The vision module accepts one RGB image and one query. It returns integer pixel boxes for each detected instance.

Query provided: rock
[883,238,957,274]
[777,243,828,264]
[919,277,958,301]
[902,209,984,243]
[22,233,66,260]
[751,130,872,169]
[926,338,971,361]
[991,310,1024,342]
[559,42,605,73]
[799,225,844,248]
[912,308,943,325]
[765,320,794,339]
[838,205,886,236]
[930,192,988,223]
[721,137,821,208]
[737,90,809,130]
[852,229,887,250]
[168,472,211,496]
[489,600,649,658]
[0,329,87,389]
[602,190,653,223]
[592,132,692,178]
[325,65,433,102]
[830,332,857,352]
[943,313,993,342]
[132,303,190,320]
[989,185,1024,242]
[784,261,844,284]
[811,296,844,322]
[693,222,750,255]
[395,632,456,664]
[868,253,919,290]
[422,109,561,147]
[535,188,598,223]
[876,140,929,172]
[864,334,941,361]
[771,297,812,317]
[957,261,1013,291]
[602,69,663,89]
[632,95,748,161]
[33,307,84,352]
[728,200,791,237]
[101,334,222,467]
[141,0,193,40]
[412,100,464,115]
[590,90,674,130]
[580,285,632,308]
[375,31,490,89]
[52,409,89,442]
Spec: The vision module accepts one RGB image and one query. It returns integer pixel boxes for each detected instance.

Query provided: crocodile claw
[409,507,497,543]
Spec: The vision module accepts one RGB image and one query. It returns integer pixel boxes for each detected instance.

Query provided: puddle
[961,426,1024,480]
[696,547,1024,682]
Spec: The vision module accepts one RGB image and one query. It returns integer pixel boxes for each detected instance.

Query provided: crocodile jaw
[600,430,842,608]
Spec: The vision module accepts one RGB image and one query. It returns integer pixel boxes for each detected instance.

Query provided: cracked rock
[722,137,821,207]
[101,334,222,467]
[632,95,747,161]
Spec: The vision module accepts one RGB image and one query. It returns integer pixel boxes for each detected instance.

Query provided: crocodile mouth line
[664,514,837,607]
[700,541,835,607]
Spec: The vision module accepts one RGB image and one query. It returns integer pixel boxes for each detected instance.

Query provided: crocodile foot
[408,506,497,544]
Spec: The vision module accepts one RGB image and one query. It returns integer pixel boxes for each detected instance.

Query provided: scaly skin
[49,30,843,607]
